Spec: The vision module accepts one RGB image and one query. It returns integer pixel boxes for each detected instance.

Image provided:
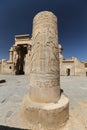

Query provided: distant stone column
[30,11,60,103]
[9,47,13,61]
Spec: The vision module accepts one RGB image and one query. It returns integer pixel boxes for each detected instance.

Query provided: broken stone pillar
[22,11,69,129]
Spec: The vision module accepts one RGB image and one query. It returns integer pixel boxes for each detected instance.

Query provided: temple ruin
[0,13,87,76]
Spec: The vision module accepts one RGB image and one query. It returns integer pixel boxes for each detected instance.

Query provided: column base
[22,93,69,129]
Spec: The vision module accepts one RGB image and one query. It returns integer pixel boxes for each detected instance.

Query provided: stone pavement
[61,76,87,130]
[0,75,87,130]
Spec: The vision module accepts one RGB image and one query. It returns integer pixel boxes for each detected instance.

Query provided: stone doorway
[66,68,70,76]
[15,45,27,75]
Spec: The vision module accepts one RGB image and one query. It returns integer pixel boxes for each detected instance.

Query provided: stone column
[9,47,13,62]
[30,11,60,103]
[12,46,18,74]
[22,11,69,129]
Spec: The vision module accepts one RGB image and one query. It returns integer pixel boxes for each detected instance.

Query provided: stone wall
[60,57,86,76]
[60,60,75,76]
[0,59,13,75]
[74,58,85,76]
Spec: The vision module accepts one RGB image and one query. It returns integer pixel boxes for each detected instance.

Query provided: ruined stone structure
[0,12,87,76]
[0,34,32,75]
[59,44,87,76]
[22,11,69,129]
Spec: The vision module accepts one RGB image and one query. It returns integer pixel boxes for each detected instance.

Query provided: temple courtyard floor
[0,75,87,130]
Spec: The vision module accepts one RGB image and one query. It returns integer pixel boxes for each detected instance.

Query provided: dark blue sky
[0,0,87,61]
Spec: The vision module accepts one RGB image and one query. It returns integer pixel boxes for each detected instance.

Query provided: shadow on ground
[0,125,28,130]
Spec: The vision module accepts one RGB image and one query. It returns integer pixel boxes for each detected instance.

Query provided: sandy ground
[0,75,87,130]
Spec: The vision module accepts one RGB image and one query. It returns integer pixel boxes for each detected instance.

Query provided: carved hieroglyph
[29,11,60,103]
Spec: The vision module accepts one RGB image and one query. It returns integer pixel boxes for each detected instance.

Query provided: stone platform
[21,94,69,129]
